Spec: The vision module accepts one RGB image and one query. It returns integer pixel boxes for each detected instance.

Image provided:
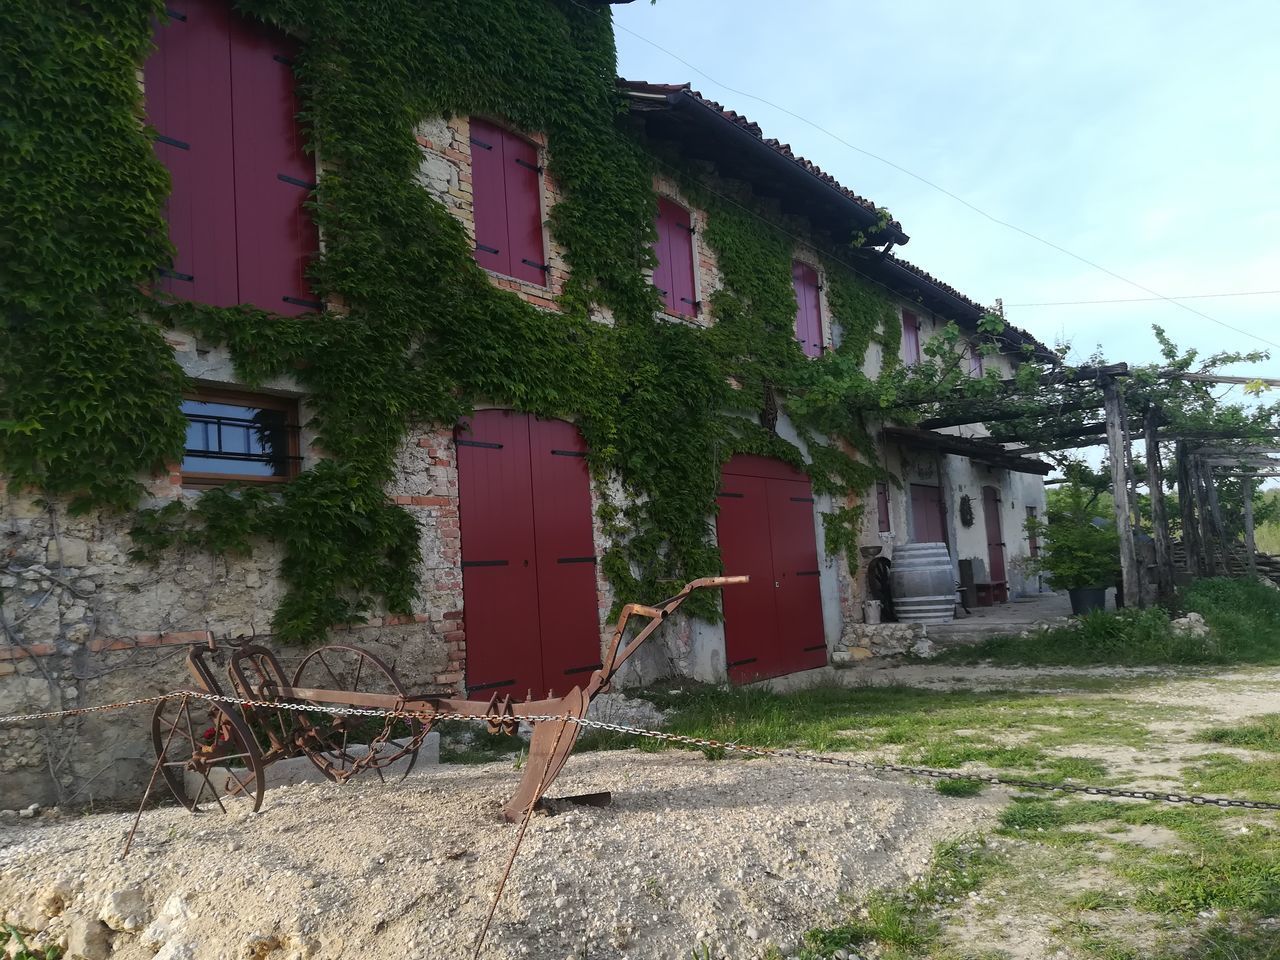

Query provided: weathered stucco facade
[1,42,1052,807]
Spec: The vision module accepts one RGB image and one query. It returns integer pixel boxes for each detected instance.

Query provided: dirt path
[1,750,998,960]
[4,665,1277,960]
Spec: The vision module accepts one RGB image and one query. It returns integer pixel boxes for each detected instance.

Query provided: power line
[1007,289,1280,307]
[612,19,1280,353]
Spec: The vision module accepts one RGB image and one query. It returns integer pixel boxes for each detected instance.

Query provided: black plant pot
[1067,586,1107,615]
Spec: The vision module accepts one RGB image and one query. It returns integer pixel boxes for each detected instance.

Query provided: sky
[613,1,1280,385]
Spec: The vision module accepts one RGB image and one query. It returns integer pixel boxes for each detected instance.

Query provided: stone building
[1,0,1053,806]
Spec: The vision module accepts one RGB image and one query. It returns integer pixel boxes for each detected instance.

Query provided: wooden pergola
[912,361,1280,608]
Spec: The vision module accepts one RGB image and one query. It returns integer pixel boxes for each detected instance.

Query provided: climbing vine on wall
[3,0,1012,642]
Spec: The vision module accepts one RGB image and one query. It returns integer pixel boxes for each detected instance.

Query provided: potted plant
[1024,481,1119,614]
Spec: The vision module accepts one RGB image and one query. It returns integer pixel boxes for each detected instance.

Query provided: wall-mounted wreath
[959,494,975,528]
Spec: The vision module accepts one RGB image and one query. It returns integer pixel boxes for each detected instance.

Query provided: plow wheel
[151,698,265,813]
[292,645,427,783]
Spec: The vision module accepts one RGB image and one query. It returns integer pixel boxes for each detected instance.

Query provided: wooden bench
[960,558,1008,607]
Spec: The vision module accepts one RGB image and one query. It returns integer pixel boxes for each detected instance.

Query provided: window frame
[468,118,550,288]
[179,386,302,489]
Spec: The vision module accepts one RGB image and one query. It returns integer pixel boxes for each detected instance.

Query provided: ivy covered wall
[3,0,978,643]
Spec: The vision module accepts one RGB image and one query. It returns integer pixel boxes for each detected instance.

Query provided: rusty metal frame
[152,576,747,820]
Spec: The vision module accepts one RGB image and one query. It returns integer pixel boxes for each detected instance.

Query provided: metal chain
[4,690,1280,811]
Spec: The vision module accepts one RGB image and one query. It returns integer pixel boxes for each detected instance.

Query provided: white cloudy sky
[613,1,1280,381]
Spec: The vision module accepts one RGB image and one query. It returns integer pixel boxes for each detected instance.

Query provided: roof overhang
[623,84,909,248]
[884,426,1053,475]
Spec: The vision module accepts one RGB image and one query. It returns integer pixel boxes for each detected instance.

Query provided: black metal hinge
[282,296,323,310]
[154,134,189,150]
[514,158,542,173]
[476,243,500,255]
[457,439,503,449]
[277,173,318,190]
[521,258,550,272]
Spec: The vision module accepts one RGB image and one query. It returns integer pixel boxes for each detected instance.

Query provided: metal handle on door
[775,580,780,588]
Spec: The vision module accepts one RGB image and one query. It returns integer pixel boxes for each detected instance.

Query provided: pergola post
[1144,406,1174,603]
[1103,377,1141,608]
[1175,440,1202,577]
[1242,476,1258,580]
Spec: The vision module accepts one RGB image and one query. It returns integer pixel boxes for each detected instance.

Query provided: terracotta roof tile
[618,79,902,234]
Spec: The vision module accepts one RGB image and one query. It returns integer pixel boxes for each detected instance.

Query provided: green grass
[1196,714,1280,752]
[0,925,61,960]
[938,578,1280,667]
[770,836,995,960]
[596,683,1177,790]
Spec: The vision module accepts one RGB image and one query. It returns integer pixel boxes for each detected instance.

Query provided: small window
[653,197,698,317]
[876,481,891,533]
[902,310,922,366]
[180,389,300,486]
[792,261,822,357]
[969,345,985,377]
[469,118,548,286]
[1026,506,1040,557]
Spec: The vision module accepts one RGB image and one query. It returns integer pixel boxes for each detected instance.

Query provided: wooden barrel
[889,543,956,623]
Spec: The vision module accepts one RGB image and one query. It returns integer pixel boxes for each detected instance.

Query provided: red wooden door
[457,411,542,699]
[529,418,600,693]
[983,486,1007,583]
[909,484,947,544]
[457,411,598,699]
[766,478,827,674]
[717,456,825,683]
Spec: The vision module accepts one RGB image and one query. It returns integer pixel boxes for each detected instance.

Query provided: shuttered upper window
[969,344,986,377]
[144,0,319,315]
[653,198,698,318]
[876,481,892,533]
[469,119,548,286]
[902,310,922,366]
[792,261,823,357]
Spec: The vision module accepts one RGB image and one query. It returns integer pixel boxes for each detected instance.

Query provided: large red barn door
[529,418,600,692]
[456,411,542,698]
[717,455,826,683]
[457,411,599,699]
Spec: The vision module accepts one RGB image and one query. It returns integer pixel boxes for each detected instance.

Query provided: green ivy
[3,0,1000,641]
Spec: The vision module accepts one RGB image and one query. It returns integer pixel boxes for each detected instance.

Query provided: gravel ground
[0,749,999,960]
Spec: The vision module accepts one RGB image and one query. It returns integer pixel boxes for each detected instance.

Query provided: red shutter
[469,119,510,277]
[902,311,922,365]
[502,131,547,286]
[144,0,238,307]
[665,200,698,318]
[229,18,318,314]
[876,481,891,533]
[651,199,676,313]
[792,261,822,357]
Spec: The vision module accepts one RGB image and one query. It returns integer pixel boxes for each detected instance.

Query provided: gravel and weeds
[937,579,1280,668]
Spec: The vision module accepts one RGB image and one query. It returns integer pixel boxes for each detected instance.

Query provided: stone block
[46,537,89,568]
[66,916,112,960]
